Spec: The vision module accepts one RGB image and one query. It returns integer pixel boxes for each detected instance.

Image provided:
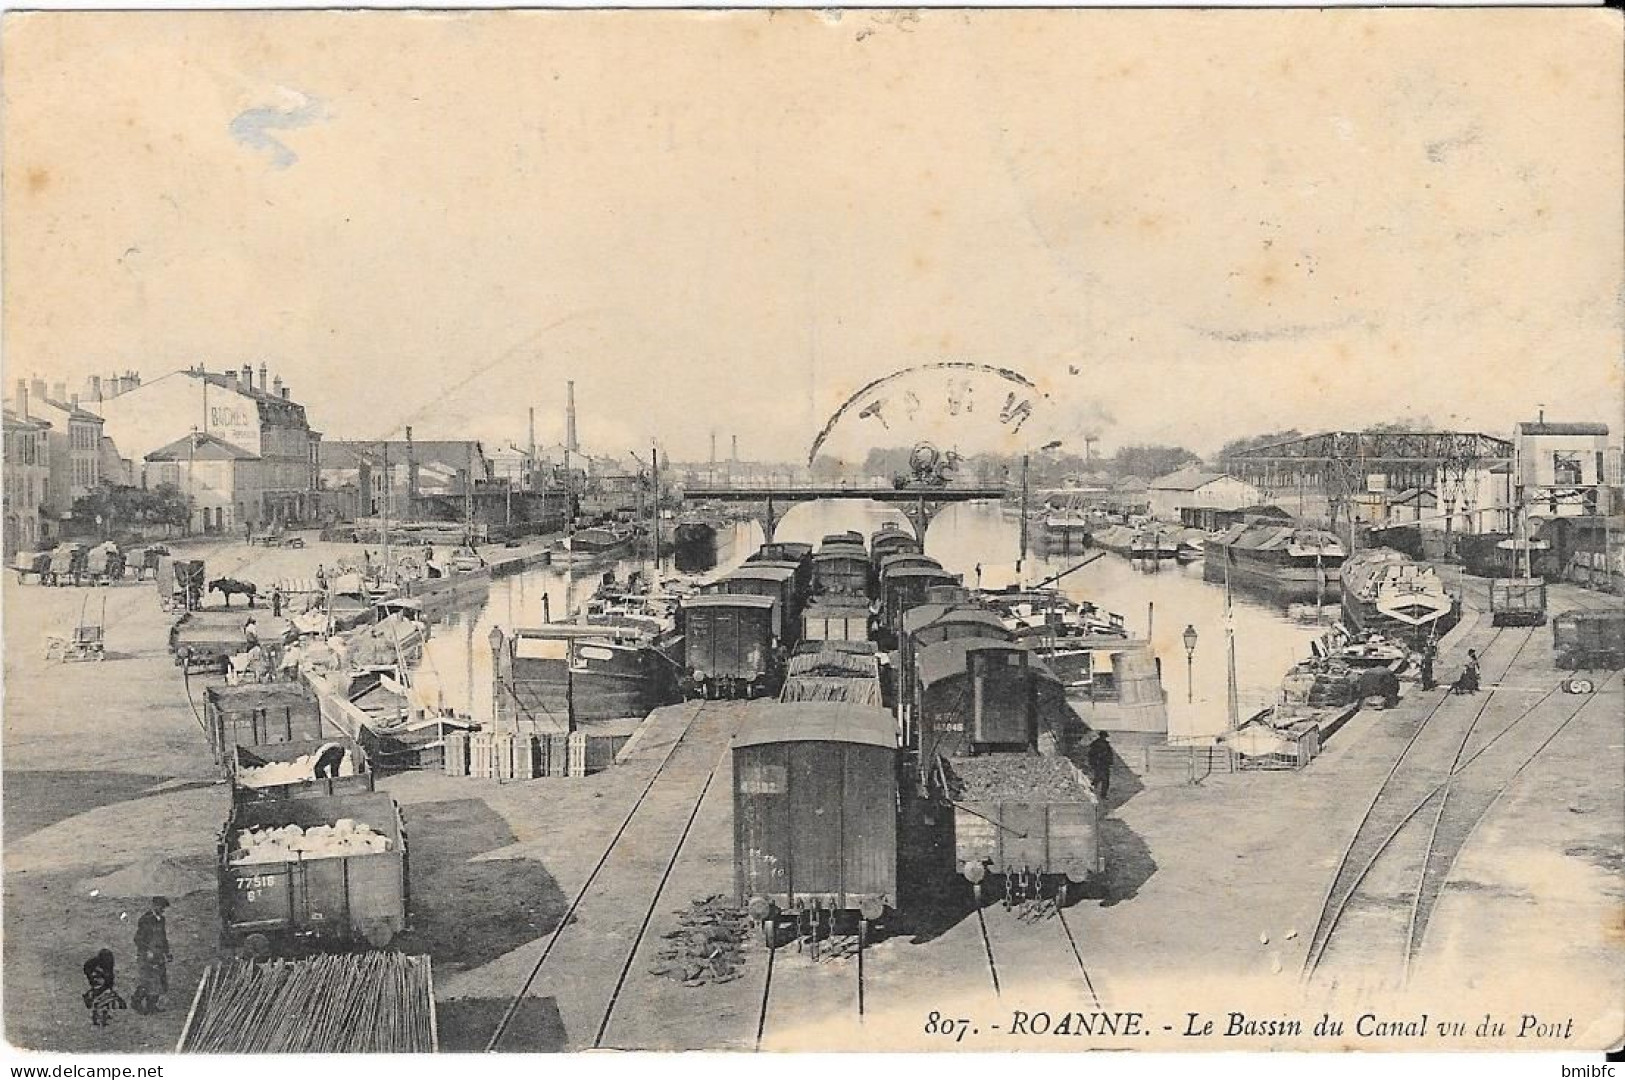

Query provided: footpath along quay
[5,532,1619,1051]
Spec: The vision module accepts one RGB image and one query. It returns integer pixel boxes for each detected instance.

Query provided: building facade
[1514,421,1612,520]
[85,366,321,525]
[144,432,264,535]
[7,378,107,533]
[1147,469,1263,522]
[3,408,52,554]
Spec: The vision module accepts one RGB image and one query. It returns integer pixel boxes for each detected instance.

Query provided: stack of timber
[178,952,436,1053]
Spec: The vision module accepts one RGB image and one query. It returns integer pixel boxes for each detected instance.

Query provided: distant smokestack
[71,393,79,408]
[565,381,578,453]
[273,375,284,398]
[15,380,28,419]
[52,381,65,402]
[91,375,102,401]
[528,406,536,481]
[732,435,739,462]
[241,364,254,393]
[259,362,269,392]
[31,378,46,401]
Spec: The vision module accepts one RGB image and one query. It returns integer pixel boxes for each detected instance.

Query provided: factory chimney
[528,407,537,489]
[91,376,102,401]
[565,381,578,453]
[731,434,738,461]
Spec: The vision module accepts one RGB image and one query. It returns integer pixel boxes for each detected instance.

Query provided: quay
[3,520,1618,1051]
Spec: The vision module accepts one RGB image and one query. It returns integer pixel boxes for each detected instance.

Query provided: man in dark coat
[312,741,348,779]
[131,897,171,1014]
[1086,731,1114,802]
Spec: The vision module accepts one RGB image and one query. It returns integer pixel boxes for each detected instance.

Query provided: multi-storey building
[7,378,107,529]
[85,365,321,526]
[143,432,265,535]
[3,405,52,554]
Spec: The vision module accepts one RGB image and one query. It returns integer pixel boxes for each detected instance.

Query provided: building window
[1553,452,1582,486]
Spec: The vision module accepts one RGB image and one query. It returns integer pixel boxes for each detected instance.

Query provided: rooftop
[146,431,259,462]
[1149,467,1236,491]
[1516,422,1609,437]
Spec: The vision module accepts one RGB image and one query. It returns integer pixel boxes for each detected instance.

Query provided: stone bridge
[679,484,1008,543]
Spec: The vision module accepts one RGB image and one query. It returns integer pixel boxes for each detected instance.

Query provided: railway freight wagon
[733,702,898,942]
[879,565,962,647]
[898,604,1012,709]
[218,791,408,953]
[205,685,329,769]
[935,753,1102,907]
[779,643,884,707]
[1553,608,1625,671]
[812,542,871,599]
[708,564,799,643]
[680,593,781,699]
[1490,577,1548,627]
[912,637,1044,763]
[869,525,918,569]
[802,599,871,644]
[229,737,373,804]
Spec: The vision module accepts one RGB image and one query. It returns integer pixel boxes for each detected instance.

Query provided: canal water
[412,502,1325,741]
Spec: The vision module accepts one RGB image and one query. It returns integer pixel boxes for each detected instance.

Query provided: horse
[208,578,258,608]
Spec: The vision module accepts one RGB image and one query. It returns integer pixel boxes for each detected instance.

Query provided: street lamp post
[1182,623,1199,704]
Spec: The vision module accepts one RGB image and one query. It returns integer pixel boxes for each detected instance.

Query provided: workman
[242,616,259,649]
[131,897,171,1015]
[1420,649,1437,691]
[1086,731,1114,802]
[270,587,283,618]
[312,742,348,779]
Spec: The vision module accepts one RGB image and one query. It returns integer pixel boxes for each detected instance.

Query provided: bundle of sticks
[179,952,435,1053]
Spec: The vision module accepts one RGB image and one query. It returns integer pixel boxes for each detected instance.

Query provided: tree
[70,482,192,536]
[1109,444,1201,481]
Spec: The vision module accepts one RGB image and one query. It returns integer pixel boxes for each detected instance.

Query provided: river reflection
[414,503,1324,741]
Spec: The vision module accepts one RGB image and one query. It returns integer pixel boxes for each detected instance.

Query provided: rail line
[485,700,708,1051]
[591,723,734,1048]
[1302,624,1525,977]
[974,906,1002,998]
[1304,624,1615,983]
[753,918,877,1049]
[1054,908,1105,1012]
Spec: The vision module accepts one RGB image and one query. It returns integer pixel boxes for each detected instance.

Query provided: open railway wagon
[933,752,1102,908]
[1490,577,1548,627]
[218,791,409,953]
[230,737,373,804]
[779,642,884,707]
[205,683,330,769]
[1552,608,1625,673]
[170,610,294,674]
[178,952,436,1053]
[733,702,898,951]
[680,592,781,699]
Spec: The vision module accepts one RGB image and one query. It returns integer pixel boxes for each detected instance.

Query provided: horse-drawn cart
[12,551,50,584]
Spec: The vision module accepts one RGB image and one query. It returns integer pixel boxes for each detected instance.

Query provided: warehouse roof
[814,544,869,560]
[723,564,796,583]
[733,702,897,750]
[1149,467,1238,492]
[903,604,1008,639]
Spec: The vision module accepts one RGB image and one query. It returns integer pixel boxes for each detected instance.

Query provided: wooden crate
[566,732,589,777]
[469,732,497,779]
[546,735,570,778]
[510,734,540,780]
[442,732,470,777]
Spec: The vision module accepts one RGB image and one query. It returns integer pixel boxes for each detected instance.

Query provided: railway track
[486,700,748,1051]
[1303,623,1617,985]
[752,923,874,1049]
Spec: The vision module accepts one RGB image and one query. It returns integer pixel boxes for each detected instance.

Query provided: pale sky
[5,9,1621,462]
